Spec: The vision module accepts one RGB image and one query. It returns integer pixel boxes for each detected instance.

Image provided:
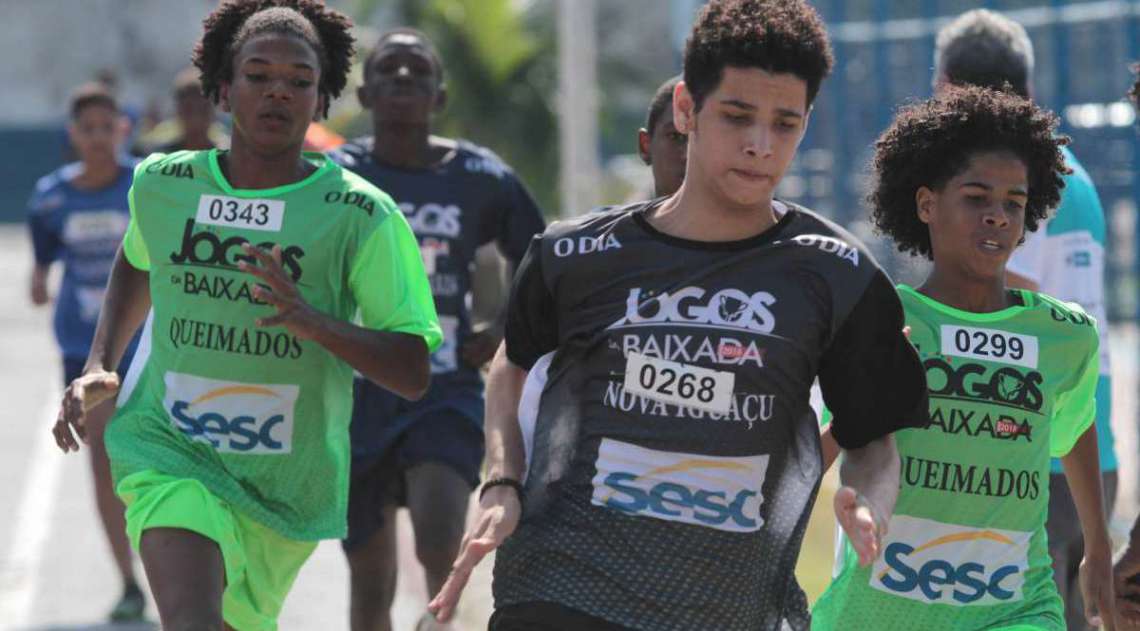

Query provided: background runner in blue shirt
[329,28,546,631]
[26,82,144,623]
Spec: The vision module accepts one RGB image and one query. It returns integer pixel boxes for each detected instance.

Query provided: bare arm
[85,248,151,373]
[55,247,150,452]
[239,243,430,400]
[835,434,899,566]
[483,342,528,480]
[429,342,527,622]
[1062,425,1116,629]
[820,425,840,472]
[29,263,50,305]
[461,259,517,369]
[315,319,430,400]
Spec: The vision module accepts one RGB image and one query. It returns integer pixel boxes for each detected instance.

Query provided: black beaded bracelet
[479,477,524,505]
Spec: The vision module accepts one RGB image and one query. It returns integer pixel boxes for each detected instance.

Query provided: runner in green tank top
[51,2,441,630]
[813,86,1117,630]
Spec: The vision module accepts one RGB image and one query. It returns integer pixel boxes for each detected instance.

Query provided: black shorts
[489,602,632,631]
[342,406,484,551]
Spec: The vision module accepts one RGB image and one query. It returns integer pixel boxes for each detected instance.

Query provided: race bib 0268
[623,351,735,415]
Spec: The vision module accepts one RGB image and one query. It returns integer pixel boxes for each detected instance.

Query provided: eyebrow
[244,57,315,71]
[719,99,803,119]
[960,181,1028,197]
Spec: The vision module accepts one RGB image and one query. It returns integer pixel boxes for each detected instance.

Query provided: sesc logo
[590,438,769,532]
[871,515,1030,606]
[163,372,298,454]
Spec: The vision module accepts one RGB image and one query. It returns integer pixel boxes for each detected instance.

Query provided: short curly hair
[192,0,355,119]
[365,28,444,84]
[683,0,833,110]
[871,85,1069,259]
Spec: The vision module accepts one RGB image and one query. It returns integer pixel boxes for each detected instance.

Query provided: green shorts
[117,470,317,631]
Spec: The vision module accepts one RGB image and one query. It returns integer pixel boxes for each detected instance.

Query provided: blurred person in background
[636,75,687,199]
[931,11,1118,630]
[1109,63,1140,631]
[142,67,224,154]
[26,82,145,623]
[330,28,546,631]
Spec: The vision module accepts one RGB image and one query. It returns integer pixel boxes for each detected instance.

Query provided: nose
[982,206,1010,228]
[743,128,773,159]
[264,77,292,101]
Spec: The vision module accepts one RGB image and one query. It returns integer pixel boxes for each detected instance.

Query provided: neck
[650,172,777,242]
[73,158,121,190]
[918,266,1013,313]
[370,120,435,168]
[181,130,214,151]
[223,137,311,190]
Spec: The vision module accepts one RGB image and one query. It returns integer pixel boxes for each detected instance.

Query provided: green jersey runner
[813,284,1098,631]
[106,149,442,541]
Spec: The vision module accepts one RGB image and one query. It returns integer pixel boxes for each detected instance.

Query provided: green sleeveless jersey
[106,150,442,540]
[813,285,1098,630]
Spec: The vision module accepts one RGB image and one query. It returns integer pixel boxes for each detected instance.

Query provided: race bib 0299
[940,325,1038,369]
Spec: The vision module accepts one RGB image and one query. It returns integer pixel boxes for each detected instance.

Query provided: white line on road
[0,397,64,628]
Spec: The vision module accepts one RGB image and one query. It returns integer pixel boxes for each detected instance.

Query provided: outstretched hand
[238,243,324,340]
[54,370,121,453]
[834,485,886,567]
[428,485,521,622]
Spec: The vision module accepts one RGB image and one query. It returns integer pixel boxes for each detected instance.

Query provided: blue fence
[777,0,1140,321]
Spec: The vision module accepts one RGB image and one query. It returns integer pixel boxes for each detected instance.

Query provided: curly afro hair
[871,85,1069,260]
[192,0,355,119]
[683,0,833,110]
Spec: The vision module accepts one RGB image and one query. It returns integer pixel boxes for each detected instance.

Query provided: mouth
[730,168,770,183]
[257,110,292,127]
[977,237,1007,253]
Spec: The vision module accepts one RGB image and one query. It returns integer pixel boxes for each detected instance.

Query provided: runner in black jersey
[329,28,546,631]
[429,1,929,630]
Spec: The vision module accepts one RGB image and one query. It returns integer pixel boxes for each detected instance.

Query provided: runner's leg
[346,504,399,631]
[407,461,472,596]
[138,527,226,630]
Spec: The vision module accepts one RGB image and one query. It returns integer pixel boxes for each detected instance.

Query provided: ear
[219,82,232,114]
[66,120,79,147]
[637,128,651,165]
[916,186,937,225]
[434,82,448,113]
[313,94,328,122]
[673,81,696,134]
[356,84,372,111]
[116,115,132,146]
